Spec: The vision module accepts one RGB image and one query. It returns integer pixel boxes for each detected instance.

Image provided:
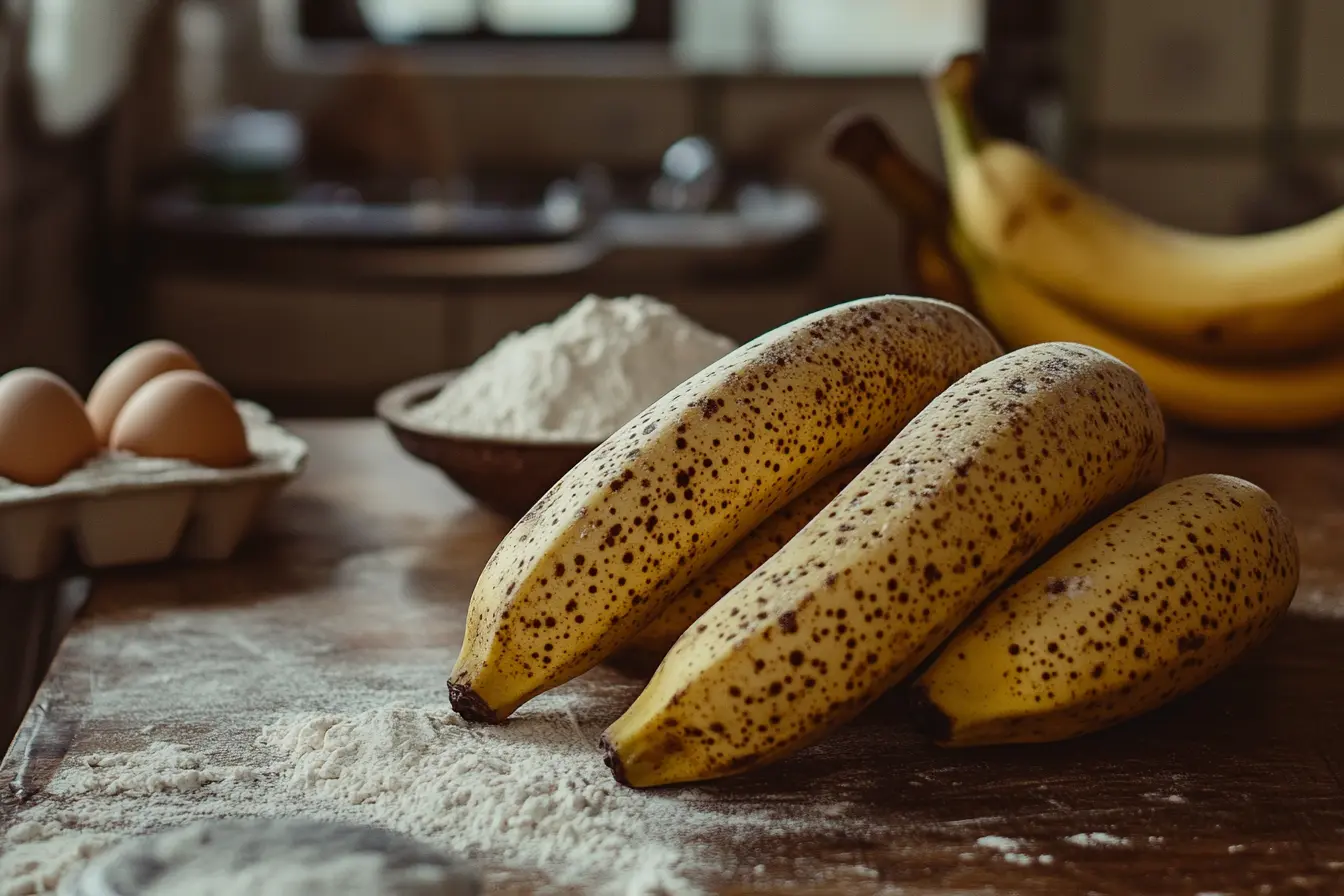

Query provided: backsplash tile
[1086,152,1265,233]
[719,79,940,173]
[783,133,914,301]
[1295,0,1344,128]
[148,278,457,392]
[5,177,91,384]
[445,79,696,168]
[663,286,820,343]
[717,79,934,300]
[1313,154,1344,193]
[1090,0,1272,130]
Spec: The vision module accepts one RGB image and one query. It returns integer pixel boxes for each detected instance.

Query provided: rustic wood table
[3,420,1344,894]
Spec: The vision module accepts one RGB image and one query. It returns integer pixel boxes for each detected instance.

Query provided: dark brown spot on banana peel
[1001,206,1029,242]
[1045,192,1073,214]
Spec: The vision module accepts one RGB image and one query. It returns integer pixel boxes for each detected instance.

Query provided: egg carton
[0,401,307,581]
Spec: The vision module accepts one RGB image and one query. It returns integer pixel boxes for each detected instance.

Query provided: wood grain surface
[4,420,1344,894]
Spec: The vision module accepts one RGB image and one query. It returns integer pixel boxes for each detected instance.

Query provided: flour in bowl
[409,295,736,442]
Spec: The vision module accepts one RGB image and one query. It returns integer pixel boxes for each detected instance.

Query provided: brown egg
[87,340,201,444]
[0,367,99,485]
[109,370,252,468]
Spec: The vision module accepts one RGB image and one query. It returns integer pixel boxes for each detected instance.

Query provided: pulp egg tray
[0,402,307,581]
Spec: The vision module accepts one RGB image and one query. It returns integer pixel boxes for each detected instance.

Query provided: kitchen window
[294,0,983,73]
[300,0,671,42]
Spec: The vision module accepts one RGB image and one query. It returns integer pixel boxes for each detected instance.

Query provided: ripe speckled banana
[932,53,1344,364]
[912,474,1299,747]
[449,297,1002,723]
[601,343,1167,787]
[620,463,866,667]
[956,230,1344,431]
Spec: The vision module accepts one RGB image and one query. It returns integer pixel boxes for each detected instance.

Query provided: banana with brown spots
[600,342,1167,786]
[910,474,1299,746]
[618,463,867,669]
[448,296,1002,723]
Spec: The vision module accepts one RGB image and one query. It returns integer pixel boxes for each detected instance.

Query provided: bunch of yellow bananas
[443,55,1314,789]
[834,53,1344,433]
[448,290,1299,789]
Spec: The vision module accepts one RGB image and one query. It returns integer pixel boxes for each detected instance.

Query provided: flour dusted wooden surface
[4,421,1344,894]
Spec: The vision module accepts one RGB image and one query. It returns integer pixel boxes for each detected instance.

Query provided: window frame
[297,0,675,45]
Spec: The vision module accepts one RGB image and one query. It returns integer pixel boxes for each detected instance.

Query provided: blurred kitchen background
[1,0,1341,416]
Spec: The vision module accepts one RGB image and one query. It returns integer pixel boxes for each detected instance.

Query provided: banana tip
[447,681,501,724]
[599,733,631,787]
[909,684,954,745]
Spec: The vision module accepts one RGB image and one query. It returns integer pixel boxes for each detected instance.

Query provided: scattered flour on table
[975,835,1021,852]
[1285,583,1344,619]
[0,601,951,896]
[975,835,1052,867]
[252,703,715,890]
[2,824,116,896]
[1142,791,1187,804]
[1064,832,1130,847]
[0,696,803,895]
[408,294,737,442]
[48,742,259,797]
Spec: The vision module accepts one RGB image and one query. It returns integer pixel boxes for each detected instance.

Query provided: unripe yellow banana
[449,297,1002,723]
[620,463,866,667]
[825,110,1344,430]
[932,53,1344,364]
[955,229,1344,431]
[601,343,1166,787]
[912,474,1299,747]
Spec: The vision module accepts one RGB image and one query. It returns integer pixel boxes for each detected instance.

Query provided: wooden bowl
[376,372,598,519]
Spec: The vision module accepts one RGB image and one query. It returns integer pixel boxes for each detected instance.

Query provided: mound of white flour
[409,295,736,442]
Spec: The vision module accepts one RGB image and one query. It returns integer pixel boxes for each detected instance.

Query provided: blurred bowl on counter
[188,107,303,206]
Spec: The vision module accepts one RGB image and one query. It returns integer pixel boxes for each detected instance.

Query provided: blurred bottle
[176,0,227,137]
[675,0,765,71]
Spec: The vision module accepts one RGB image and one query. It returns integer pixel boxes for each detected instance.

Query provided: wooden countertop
[4,420,1344,894]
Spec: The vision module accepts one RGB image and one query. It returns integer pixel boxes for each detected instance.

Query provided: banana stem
[928,53,985,185]
[827,113,950,232]
[824,110,980,312]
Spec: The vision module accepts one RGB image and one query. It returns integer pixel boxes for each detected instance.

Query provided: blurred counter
[134,176,825,416]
